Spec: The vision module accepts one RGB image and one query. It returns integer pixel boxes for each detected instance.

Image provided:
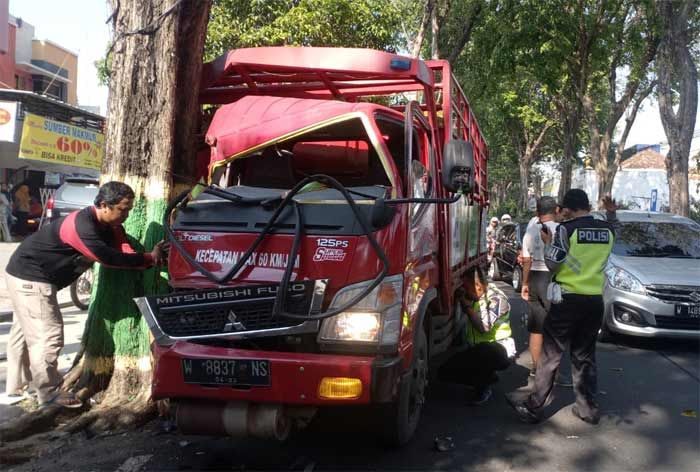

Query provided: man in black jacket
[4,181,167,408]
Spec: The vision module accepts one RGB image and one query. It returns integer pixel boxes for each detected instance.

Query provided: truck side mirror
[442,139,474,194]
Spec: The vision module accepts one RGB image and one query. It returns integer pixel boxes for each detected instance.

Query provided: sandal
[41,391,83,409]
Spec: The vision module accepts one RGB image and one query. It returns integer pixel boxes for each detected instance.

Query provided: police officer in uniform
[508,189,618,425]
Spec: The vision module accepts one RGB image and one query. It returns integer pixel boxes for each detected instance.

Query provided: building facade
[0,15,78,105]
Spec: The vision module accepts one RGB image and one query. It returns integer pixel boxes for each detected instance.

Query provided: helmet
[490,217,499,224]
[501,214,512,223]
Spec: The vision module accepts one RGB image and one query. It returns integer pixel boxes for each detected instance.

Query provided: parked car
[47,177,99,222]
[596,211,700,340]
[488,221,529,291]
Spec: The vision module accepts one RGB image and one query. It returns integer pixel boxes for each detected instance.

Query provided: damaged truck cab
[135,47,489,445]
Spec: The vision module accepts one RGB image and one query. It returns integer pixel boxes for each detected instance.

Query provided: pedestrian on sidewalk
[520,196,572,386]
[0,184,12,242]
[508,189,618,425]
[439,266,514,405]
[3,181,168,409]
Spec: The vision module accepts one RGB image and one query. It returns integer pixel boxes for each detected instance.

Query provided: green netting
[82,197,169,359]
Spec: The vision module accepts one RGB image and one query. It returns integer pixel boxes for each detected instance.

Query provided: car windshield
[613,221,700,258]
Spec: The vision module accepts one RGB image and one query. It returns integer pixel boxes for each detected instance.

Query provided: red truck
[135,47,489,445]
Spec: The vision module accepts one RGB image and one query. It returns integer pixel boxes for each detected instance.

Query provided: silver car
[594,211,700,340]
[48,177,99,221]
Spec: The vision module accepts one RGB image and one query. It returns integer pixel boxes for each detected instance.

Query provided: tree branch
[411,0,432,58]
[447,1,483,64]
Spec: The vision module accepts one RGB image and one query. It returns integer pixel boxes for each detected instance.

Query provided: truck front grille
[145,281,319,339]
[646,285,700,304]
[156,295,309,337]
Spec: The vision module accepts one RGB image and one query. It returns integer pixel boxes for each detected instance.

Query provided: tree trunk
[77,0,212,420]
[410,0,432,58]
[519,157,530,214]
[558,156,573,202]
[657,0,697,217]
[557,98,580,202]
[430,0,439,59]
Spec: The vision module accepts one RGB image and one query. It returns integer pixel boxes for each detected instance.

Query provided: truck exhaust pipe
[175,401,292,440]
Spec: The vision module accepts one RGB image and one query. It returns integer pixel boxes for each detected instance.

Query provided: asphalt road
[8,282,700,471]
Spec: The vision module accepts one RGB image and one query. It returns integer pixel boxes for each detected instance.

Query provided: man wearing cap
[509,189,618,425]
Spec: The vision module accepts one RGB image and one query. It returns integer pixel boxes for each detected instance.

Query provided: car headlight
[318,275,403,346]
[605,266,646,294]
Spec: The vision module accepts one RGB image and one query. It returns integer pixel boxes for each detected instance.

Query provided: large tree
[656,0,699,217]
[0,0,213,449]
[73,0,212,428]
[206,0,408,60]
[580,0,659,203]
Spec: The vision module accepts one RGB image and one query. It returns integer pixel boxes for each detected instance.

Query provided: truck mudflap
[151,342,404,405]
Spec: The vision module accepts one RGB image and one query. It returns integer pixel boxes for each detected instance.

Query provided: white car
[595,211,700,340]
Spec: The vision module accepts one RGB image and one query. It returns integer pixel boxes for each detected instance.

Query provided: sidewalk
[0,242,88,421]
[0,242,74,322]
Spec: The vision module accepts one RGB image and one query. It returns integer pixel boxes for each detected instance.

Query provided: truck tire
[511,266,523,292]
[381,328,428,447]
[488,259,501,281]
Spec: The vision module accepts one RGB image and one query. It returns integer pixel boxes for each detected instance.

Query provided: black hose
[164,174,391,320]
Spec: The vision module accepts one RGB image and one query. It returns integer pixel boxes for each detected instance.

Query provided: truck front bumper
[152,341,403,405]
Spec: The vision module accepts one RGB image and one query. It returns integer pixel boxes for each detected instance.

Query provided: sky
[8,0,699,155]
[9,0,111,114]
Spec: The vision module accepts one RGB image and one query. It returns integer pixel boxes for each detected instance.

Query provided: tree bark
[446,1,482,64]
[519,156,530,213]
[78,0,212,417]
[657,0,698,216]
[410,0,432,58]
[430,0,440,59]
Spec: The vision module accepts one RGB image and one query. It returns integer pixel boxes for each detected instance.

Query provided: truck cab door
[404,101,438,260]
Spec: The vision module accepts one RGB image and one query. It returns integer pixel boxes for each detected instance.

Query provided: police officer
[508,189,618,425]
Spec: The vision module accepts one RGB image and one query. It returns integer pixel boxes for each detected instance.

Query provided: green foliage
[95,50,112,87]
[205,0,408,61]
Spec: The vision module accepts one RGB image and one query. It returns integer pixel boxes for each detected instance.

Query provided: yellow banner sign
[19,112,104,170]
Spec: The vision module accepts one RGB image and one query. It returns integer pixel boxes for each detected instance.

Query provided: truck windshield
[613,222,700,258]
[214,117,391,191]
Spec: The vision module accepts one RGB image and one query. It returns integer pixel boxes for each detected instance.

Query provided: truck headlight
[605,266,646,294]
[318,275,403,346]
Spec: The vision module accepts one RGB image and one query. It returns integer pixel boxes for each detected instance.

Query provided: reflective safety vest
[466,285,512,346]
[555,217,614,295]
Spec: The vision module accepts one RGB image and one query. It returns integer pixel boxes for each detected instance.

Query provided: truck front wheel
[381,328,428,446]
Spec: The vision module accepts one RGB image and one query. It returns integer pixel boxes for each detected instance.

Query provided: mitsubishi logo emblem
[689,291,700,303]
[223,310,246,332]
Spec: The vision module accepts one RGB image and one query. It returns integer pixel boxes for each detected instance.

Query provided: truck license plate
[675,305,700,318]
[182,358,270,386]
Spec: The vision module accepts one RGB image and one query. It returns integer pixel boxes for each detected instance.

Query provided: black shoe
[506,396,541,424]
[467,387,492,406]
[572,406,600,425]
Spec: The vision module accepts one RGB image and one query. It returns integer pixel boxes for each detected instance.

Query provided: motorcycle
[70,267,93,310]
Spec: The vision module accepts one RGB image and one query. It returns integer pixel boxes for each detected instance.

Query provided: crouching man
[439,266,515,404]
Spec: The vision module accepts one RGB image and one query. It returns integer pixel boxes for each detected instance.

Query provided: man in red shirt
[4,181,167,408]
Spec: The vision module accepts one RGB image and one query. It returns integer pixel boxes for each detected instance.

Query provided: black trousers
[526,294,604,419]
[527,270,551,334]
[438,342,511,389]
